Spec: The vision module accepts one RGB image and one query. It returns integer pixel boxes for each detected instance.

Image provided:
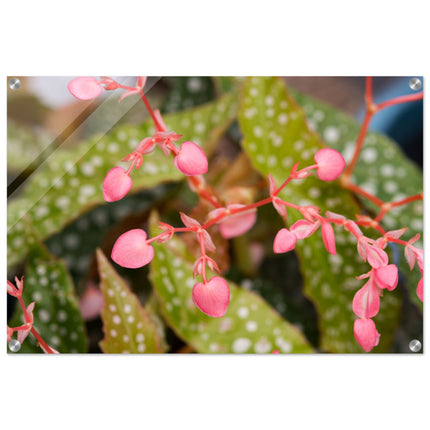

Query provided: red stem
[376,92,423,111]
[344,109,374,177]
[30,327,56,353]
[343,182,384,206]
[139,90,161,129]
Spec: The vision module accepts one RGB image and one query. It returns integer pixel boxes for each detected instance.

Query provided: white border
[2,1,429,428]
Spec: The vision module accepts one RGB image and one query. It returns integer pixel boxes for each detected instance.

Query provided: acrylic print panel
[6,76,423,354]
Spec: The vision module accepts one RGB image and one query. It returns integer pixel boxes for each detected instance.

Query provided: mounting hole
[409,78,422,91]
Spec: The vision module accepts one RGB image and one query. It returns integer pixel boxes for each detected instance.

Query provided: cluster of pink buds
[7,277,58,353]
[69,77,208,203]
[67,76,423,353]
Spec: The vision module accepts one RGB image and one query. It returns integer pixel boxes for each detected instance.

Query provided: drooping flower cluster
[65,76,423,354]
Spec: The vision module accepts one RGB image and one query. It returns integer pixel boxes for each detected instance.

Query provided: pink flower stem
[203,197,273,230]
[376,91,423,111]
[30,327,56,354]
[344,109,374,178]
[273,177,294,197]
[125,158,138,175]
[343,182,384,207]
[15,293,55,353]
[139,89,162,130]
[198,231,208,283]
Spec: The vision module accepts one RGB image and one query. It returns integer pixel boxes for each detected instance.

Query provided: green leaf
[291,88,423,311]
[238,77,401,353]
[7,119,52,171]
[8,91,238,269]
[149,212,313,353]
[97,249,166,353]
[162,77,215,113]
[8,218,87,353]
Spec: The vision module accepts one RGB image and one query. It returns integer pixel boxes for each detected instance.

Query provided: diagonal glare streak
[7,76,163,233]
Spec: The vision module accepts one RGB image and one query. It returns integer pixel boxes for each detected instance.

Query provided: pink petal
[79,286,104,321]
[354,318,380,352]
[26,302,35,324]
[202,230,216,252]
[192,277,230,317]
[219,209,257,239]
[290,219,320,239]
[272,197,287,219]
[352,279,380,318]
[404,245,416,270]
[137,76,147,89]
[325,211,346,221]
[417,278,423,302]
[174,141,208,176]
[68,77,103,100]
[268,174,278,195]
[102,167,133,202]
[111,229,154,269]
[314,148,345,181]
[7,280,18,297]
[385,228,407,240]
[273,228,297,254]
[366,244,388,269]
[374,264,398,291]
[17,327,31,344]
[119,88,140,103]
[321,221,336,255]
[180,212,201,229]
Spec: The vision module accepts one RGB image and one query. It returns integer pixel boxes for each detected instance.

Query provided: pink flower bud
[68,77,103,100]
[111,229,154,269]
[352,279,380,318]
[354,318,380,352]
[365,243,388,269]
[174,141,208,176]
[290,219,320,239]
[79,285,104,321]
[273,228,297,254]
[219,205,257,239]
[314,148,345,181]
[102,167,133,202]
[192,276,230,317]
[374,264,398,291]
[417,278,423,302]
[321,221,336,255]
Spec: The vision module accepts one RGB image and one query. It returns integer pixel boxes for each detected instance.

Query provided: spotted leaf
[238,77,401,352]
[8,218,87,353]
[149,212,313,353]
[97,249,166,353]
[8,91,238,269]
[291,88,423,311]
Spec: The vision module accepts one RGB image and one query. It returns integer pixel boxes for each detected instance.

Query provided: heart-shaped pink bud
[374,264,398,291]
[111,229,154,268]
[314,148,345,181]
[192,276,230,317]
[352,279,380,318]
[219,206,257,239]
[174,141,208,176]
[68,77,103,100]
[103,167,133,202]
[354,318,380,352]
[273,228,297,254]
[417,278,423,302]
